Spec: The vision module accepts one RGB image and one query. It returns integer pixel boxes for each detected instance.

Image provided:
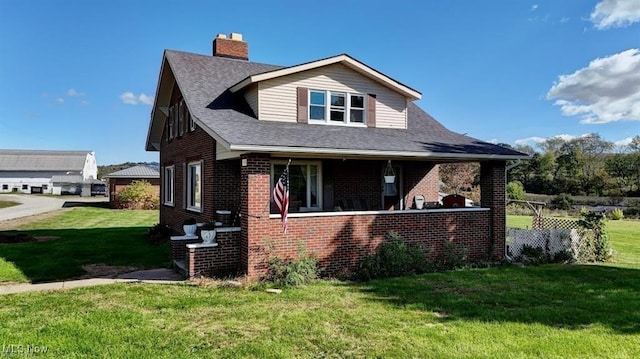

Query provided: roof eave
[146,52,170,152]
[229,54,422,100]
[228,144,531,161]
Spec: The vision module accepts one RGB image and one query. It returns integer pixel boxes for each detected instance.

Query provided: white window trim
[188,110,196,132]
[163,165,175,206]
[308,89,367,127]
[177,100,185,137]
[186,160,203,212]
[271,160,323,211]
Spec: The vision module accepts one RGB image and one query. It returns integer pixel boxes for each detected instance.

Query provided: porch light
[384,160,396,184]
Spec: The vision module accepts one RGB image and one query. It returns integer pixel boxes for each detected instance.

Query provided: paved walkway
[0,269,186,296]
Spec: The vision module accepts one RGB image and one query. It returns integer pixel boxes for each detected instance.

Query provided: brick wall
[247,210,491,278]
[239,153,495,278]
[404,162,439,208]
[212,159,241,216]
[186,231,241,277]
[480,161,506,259]
[171,237,202,262]
[240,153,272,275]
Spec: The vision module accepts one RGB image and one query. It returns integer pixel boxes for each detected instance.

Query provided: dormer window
[308,90,366,126]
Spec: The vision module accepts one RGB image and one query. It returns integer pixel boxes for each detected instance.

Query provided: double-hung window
[186,161,202,212]
[309,90,365,126]
[163,165,175,206]
[271,161,322,213]
[177,100,185,137]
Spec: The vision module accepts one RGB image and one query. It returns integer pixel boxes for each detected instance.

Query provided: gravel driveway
[0,194,107,222]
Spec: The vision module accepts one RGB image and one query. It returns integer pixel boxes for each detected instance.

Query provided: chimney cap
[230,33,243,41]
[216,33,227,39]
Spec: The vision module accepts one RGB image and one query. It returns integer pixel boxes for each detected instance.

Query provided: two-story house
[145,33,528,278]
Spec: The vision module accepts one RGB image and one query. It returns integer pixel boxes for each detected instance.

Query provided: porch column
[240,153,271,278]
[480,161,506,259]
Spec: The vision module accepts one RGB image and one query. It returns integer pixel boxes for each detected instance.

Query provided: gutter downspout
[504,159,522,262]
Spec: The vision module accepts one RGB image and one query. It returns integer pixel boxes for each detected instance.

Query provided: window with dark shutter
[297,87,308,123]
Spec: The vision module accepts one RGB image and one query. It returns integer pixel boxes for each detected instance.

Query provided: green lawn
[0,265,638,358]
[0,200,19,209]
[0,207,168,283]
[0,212,638,357]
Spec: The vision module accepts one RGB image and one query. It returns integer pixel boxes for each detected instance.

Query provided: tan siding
[244,85,258,116]
[216,142,230,160]
[257,64,408,129]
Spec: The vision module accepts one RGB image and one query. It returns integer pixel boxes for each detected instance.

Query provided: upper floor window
[309,90,366,126]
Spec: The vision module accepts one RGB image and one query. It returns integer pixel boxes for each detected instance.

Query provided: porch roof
[147,50,529,161]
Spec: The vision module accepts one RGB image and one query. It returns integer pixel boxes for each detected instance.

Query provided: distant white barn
[0,149,98,195]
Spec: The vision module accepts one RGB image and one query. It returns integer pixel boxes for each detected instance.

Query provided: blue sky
[1,0,639,165]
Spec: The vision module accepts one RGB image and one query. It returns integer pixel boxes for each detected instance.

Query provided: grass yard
[0,200,19,209]
[0,207,168,283]
[0,212,638,357]
[0,265,638,358]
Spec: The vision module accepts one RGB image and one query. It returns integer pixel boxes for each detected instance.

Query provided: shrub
[438,241,469,270]
[357,232,432,280]
[507,181,526,201]
[114,180,159,210]
[148,223,174,244]
[577,211,611,263]
[550,193,574,210]
[623,207,640,218]
[518,245,545,265]
[266,255,318,288]
[608,208,624,220]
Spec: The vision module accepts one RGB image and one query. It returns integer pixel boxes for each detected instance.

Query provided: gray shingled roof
[0,149,91,171]
[51,175,83,183]
[104,165,160,179]
[150,50,527,160]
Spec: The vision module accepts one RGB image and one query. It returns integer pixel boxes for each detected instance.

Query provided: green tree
[506,181,526,200]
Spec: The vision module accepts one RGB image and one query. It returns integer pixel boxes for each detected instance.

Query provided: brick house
[145,33,528,278]
[103,165,160,205]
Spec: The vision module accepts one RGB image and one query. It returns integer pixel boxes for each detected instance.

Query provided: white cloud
[487,138,499,144]
[515,134,591,146]
[120,92,154,105]
[80,100,89,106]
[560,17,570,23]
[531,4,538,11]
[139,93,154,105]
[614,137,633,147]
[67,88,85,97]
[546,49,640,124]
[55,97,64,104]
[514,136,547,146]
[590,0,640,29]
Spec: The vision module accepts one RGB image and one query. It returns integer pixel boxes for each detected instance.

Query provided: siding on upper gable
[244,84,259,117]
[257,64,408,129]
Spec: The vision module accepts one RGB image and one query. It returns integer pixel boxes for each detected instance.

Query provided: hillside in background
[98,162,159,180]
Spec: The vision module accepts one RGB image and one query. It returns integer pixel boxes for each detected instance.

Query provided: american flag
[273,165,289,233]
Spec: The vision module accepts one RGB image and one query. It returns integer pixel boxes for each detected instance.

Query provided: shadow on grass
[358,264,640,334]
[0,226,170,283]
[62,200,110,209]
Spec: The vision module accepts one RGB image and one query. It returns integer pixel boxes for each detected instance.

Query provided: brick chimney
[212,33,248,60]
